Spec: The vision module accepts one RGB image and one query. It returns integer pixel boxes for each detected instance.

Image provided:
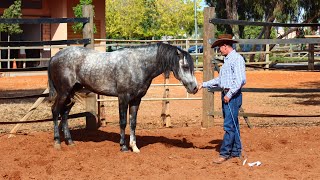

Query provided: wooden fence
[202,7,320,127]
[1,7,320,132]
[0,5,98,134]
[1,37,319,73]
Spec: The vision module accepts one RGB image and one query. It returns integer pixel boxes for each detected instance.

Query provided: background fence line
[1,38,319,72]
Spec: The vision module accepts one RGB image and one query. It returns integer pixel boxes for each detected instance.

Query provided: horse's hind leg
[129,99,142,153]
[61,98,75,146]
[52,94,68,149]
[118,95,129,152]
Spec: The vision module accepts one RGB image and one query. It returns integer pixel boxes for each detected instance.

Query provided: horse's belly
[84,84,118,96]
[78,75,117,96]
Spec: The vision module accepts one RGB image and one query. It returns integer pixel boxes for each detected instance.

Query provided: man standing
[198,34,246,164]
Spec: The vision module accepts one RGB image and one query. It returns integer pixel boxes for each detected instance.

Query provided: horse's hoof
[130,141,140,153]
[120,145,129,152]
[54,143,61,150]
[68,142,76,146]
[66,139,75,146]
[132,146,140,153]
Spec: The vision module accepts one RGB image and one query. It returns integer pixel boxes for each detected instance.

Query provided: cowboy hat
[211,34,238,48]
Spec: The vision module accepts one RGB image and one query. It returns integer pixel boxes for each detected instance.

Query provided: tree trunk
[225,0,240,50]
[269,14,320,51]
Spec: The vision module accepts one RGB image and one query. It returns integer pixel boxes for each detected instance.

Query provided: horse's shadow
[69,129,221,152]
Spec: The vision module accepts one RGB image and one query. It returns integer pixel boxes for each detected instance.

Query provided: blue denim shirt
[203,50,246,98]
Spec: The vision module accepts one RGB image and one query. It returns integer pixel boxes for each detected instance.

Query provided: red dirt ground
[0,70,320,179]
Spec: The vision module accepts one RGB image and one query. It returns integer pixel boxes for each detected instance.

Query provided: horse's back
[48,45,160,97]
[49,47,121,95]
[50,47,97,64]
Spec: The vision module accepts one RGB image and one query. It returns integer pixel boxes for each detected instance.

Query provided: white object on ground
[248,161,262,167]
[242,158,247,166]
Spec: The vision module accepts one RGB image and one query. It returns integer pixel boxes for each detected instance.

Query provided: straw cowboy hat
[211,34,238,48]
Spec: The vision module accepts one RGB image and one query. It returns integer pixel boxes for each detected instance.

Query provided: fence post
[265,44,270,70]
[202,7,215,128]
[83,5,99,130]
[308,43,315,71]
[161,76,171,127]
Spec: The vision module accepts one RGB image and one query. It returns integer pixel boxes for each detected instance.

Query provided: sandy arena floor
[0,70,320,179]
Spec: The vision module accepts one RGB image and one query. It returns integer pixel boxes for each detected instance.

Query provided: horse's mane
[156,42,194,75]
[117,43,158,50]
[115,42,194,76]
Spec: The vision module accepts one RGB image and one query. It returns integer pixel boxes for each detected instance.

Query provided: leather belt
[222,88,230,93]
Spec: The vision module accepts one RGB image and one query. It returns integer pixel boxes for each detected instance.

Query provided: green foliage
[243,26,277,39]
[0,0,23,35]
[106,0,204,39]
[72,0,97,34]
[204,0,320,38]
[107,0,147,39]
[142,0,160,38]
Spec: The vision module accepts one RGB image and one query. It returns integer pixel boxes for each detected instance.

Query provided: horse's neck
[144,56,164,80]
[140,47,166,79]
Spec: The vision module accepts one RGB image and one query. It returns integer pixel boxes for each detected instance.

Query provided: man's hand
[224,96,230,103]
[198,83,203,91]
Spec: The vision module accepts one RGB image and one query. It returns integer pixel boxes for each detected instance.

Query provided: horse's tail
[47,57,56,101]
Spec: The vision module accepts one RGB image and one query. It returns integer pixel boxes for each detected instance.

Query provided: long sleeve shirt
[202,50,246,98]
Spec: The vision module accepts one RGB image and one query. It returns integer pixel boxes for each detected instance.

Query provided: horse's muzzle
[187,85,198,94]
[192,86,199,94]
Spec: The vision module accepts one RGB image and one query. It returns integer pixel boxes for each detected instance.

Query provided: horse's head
[172,48,198,94]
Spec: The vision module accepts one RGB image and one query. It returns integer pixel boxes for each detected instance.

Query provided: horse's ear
[177,49,182,55]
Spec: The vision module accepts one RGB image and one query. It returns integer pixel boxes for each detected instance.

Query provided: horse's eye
[182,64,189,70]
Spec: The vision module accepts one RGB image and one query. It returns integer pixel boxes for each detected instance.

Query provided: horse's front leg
[129,99,142,153]
[118,96,129,152]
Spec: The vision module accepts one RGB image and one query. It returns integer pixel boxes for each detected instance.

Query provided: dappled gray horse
[48,43,198,152]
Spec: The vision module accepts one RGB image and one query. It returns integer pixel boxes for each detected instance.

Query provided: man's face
[219,44,228,56]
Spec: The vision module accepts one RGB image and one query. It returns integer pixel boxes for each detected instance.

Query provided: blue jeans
[220,91,242,158]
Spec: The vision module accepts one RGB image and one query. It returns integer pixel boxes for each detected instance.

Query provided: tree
[298,0,320,35]
[106,0,146,39]
[105,0,203,39]
[204,0,320,61]
[141,0,160,39]
[72,0,96,34]
[0,0,23,68]
[205,0,320,39]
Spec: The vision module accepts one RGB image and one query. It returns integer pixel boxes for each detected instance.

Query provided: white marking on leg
[129,141,140,153]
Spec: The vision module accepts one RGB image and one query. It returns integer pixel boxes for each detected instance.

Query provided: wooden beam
[209,111,320,118]
[161,77,171,127]
[210,18,320,27]
[83,5,98,130]
[209,38,320,45]
[8,88,49,138]
[0,39,90,47]
[208,87,320,93]
[0,18,89,24]
[202,7,215,128]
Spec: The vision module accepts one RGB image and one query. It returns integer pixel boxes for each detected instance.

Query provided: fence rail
[210,18,320,27]
[1,38,319,72]
[0,39,90,47]
[0,17,89,24]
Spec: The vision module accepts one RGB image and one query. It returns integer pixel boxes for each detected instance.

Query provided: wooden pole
[99,95,107,127]
[161,77,171,127]
[8,88,49,138]
[83,5,98,130]
[202,7,215,128]
[308,43,315,71]
[265,44,270,70]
